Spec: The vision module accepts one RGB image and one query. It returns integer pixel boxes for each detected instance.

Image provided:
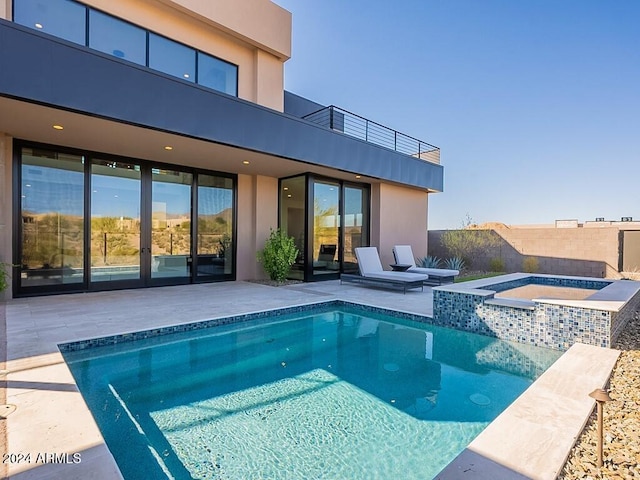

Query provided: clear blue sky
[273,0,640,229]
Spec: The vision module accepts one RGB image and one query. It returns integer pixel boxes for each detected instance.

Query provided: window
[14,0,238,96]
[89,10,146,65]
[14,0,86,45]
[198,52,238,96]
[149,33,195,82]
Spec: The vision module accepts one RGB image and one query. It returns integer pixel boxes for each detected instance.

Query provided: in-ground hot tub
[432,273,640,350]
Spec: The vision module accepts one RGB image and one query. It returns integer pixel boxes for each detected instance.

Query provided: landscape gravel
[559,315,640,479]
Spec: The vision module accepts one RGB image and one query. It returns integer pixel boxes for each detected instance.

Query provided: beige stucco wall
[0,0,10,20]
[164,0,291,59]
[371,183,428,269]
[236,174,278,280]
[10,0,290,111]
[0,133,12,299]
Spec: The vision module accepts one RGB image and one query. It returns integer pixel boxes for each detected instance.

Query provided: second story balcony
[302,105,440,164]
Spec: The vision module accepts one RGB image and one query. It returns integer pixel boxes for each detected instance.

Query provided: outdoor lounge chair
[340,247,428,293]
[392,245,459,285]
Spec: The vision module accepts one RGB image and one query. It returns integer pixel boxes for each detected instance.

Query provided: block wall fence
[428,226,640,278]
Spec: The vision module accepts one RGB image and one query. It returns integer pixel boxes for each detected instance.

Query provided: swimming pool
[62,304,561,479]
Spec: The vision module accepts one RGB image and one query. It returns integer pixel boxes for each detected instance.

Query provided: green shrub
[489,257,505,272]
[416,256,442,268]
[0,262,11,292]
[444,257,466,271]
[257,228,299,282]
[440,214,501,269]
[522,256,539,273]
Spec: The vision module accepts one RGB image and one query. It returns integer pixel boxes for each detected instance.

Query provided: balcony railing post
[329,107,334,130]
[394,131,397,152]
[365,119,369,142]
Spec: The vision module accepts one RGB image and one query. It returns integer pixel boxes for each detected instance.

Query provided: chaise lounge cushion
[355,247,428,283]
[392,245,459,278]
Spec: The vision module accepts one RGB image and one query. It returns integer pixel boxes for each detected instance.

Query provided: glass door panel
[90,160,141,282]
[343,186,369,274]
[20,148,85,288]
[313,180,340,277]
[196,174,233,277]
[151,168,193,279]
[280,176,306,280]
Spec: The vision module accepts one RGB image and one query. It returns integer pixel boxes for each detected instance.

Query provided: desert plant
[444,257,466,271]
[440,214,500,268]
[522,256,539,273]
[416,255,442,268]
[0,262,12,292]
[489,257,505,272]
[257,228,299,282]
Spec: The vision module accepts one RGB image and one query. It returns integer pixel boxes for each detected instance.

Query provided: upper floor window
[13,0,238,97]
[149,33,195,83]
[14,0,86,45]
[89,10,146,66]
[198,52,238,96]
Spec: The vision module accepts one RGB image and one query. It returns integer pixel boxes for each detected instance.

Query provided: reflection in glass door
[151,169,193,280]
[20,148,85,289]
[16,141,237,295]
[90,159,141,283]
[280,176,306,280]
[343,186,369,274]
[196,174,234,278]
[313,180,340,278]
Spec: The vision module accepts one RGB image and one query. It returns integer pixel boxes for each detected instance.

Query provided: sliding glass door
[20,148,85,289]
[279,174,369,282]
[90,159,142,284]
[15,142,235,296]
[312,180,340,278]
[195,174,234,278]
[150,168,193,282]
[343,185,369,274]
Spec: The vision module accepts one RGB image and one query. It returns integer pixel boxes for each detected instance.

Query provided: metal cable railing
[302,105,440,164]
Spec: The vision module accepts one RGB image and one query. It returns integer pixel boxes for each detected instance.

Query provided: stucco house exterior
[0,0,443,297]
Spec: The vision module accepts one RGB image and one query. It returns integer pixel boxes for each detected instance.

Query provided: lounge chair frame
[340,273,424,294]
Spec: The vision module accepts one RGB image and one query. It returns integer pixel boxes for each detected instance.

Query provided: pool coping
[436,342,619,479]
[58,299,438,353]
[434,273,640,313]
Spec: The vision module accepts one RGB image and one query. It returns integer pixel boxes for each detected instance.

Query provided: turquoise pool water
[63,307,561,479]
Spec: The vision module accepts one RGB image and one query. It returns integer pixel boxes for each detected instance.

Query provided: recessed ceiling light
[283,187,289,190]
[183,73,190,78]
[52,125,64,130]
[287,194,292,198]
[25,184,31,187]
[355,175,361,179]
[35,23,43,29]
[164,146,173,150]
[242,160,250,165]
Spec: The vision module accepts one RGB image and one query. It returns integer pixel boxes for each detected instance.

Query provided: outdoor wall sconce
[589,388,612,468]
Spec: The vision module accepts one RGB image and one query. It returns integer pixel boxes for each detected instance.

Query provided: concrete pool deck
[0,280,619,479]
